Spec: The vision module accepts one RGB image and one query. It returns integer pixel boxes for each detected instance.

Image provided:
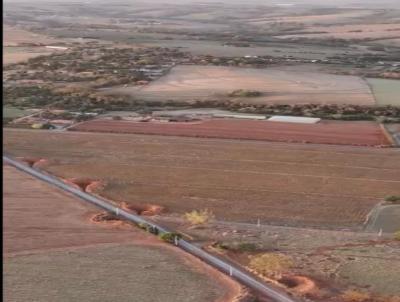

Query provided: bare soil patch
[69,118,391,147]
[3,26,61,47]
[3,26,63,65]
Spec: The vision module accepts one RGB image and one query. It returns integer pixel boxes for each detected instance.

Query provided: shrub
[341,290,371,302]
[228,89,262,97]
[384,196,400,204]
[137,223,158,235]
[394,230,400,241]
[159,232,182,243]
[184,209,214,225]
[248,253,293,279]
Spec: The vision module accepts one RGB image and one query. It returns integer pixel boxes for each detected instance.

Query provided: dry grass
[248,253,293,279]
[341,290,371,302]
[110,65,375,106]
[184,209,215,225]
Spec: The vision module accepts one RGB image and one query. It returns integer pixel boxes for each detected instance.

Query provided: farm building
[268,116,321,124]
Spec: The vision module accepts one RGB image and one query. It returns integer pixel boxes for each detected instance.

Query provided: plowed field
[69,119,391,147]
[4,129,400,229]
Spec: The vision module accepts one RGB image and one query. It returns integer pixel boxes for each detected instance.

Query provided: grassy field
[4,129,400,229]
[335,245,400,295]
[3,106,29,118]
[110,65,375,105]
[3,165,240,302]
[367,78,400,106]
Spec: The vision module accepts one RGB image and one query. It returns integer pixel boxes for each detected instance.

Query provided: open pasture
[110,65,375,106]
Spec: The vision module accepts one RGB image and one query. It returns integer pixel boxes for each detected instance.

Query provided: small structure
[214,113,266,120]
[267,116,321,124]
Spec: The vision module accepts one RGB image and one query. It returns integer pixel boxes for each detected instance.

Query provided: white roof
[267,116,321,124]
[214,113,266,120]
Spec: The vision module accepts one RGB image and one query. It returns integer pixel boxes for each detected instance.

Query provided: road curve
[3,154,299,302]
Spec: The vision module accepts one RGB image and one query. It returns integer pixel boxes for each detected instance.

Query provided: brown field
[69,119,390,147]
[3,164,240,302]
[3,26,61,47]
[250,10,375,25]
[3,165,144,254]
[4,129,400,229]
[3,46,55,65]
[279,23,400,40]
[110,65,375,106]
[3,26,63,65]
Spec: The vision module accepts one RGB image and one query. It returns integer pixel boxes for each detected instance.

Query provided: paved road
[3,155,299,302]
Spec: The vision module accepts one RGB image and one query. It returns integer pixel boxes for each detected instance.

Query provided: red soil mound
[121,201,165,216]
[91,212,120,223]
[69,119,391,147]
[17,157,48,168]
[63,178,103,192]
[279,275,316,295]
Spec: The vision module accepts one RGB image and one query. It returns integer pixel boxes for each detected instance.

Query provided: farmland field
[4,129,400,229]
[3,165,240,302]
[3,26,61,65]
[367,78,400,106]
[3,106,30,119]
[110,65,375,106]
[69,119,391,147]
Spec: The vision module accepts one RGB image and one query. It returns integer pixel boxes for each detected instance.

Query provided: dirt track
[4,129,400,228]
[69,119,390,147]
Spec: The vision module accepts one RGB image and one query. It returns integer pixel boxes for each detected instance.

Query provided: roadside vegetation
[384,195,400,204]
[248,253,293,279]
[184,209,215,226]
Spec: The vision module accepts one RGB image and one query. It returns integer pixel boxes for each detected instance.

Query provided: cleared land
[3,165,240,302]
[3,26,60,47]
[3,46,55,65]
[69,119,391,147]
[3,26,63,65]
[367,78,400,106]
[4,129,400,229]
[110,65,375,105]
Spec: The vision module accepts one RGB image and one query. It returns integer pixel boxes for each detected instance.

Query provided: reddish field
[70,119,390,147]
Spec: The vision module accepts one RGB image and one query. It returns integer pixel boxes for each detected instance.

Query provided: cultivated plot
[4,129,400,229]
[69,118,391,147]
